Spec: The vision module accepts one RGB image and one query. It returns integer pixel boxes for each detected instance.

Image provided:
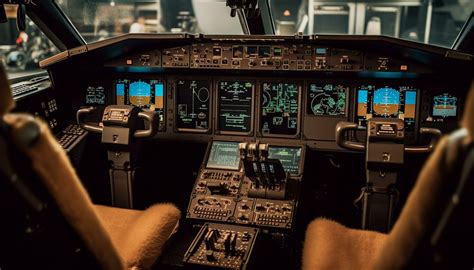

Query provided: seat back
[0,65,124,270]
[373,81,474,269]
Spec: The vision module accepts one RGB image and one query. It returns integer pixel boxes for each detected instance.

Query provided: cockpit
[0,1,473,269]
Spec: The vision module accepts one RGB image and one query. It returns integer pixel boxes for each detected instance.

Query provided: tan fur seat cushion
[3,113,181,270]
[303,219,387,270]
[95,204,180,269]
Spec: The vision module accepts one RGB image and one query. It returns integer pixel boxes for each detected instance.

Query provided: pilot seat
[0,64,180,269]
[303,80,474,269]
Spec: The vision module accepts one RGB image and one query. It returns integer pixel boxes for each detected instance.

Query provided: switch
[340,56,349,64]
[230,233,237,253]
[206,250,216,261]
[238,213,249,221]
[256,204,266,211]
[224,233,231,255]
[242,232,251,242]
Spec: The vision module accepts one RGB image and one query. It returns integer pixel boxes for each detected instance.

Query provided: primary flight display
[116,79,165,129]
[356,85,417,131]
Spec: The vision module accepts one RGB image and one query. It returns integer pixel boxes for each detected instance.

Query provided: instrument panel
[80,75,464,147]
[42,35,468,150]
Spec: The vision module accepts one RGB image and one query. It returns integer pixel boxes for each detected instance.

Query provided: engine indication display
[356,85,417,131]
[206,141,241,170]
[261,82,299,135]
[268,146,302,174]
[433,93,458,118]
[218,81,254,133]
[176,80,211,131]
[307,83,347,116]
[85,86,106,105]
[116,79,165,128]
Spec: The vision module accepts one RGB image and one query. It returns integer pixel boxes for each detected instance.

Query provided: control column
[77,105,158,208]
[335,119,441,232]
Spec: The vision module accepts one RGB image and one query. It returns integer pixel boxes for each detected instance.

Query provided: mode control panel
[162,46,190,68]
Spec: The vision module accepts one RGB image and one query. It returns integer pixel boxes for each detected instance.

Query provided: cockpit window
[56,0,244,43]
[0,5,58,79]
[270,0,473,48]
[57,0,472,48]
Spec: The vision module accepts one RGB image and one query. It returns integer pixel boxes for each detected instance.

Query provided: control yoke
[335,119,441,232]
[76,105,159,208]
[77,105,158,139]
[335,121,441,153]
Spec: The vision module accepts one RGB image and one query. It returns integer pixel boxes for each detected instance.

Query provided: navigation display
[176,80,210,131]
[218,81,254,133]
[261,82,299,135]
[356,85,417,131]
[85,86,106,105]
[433,93,458,118]
[268,146,302,174]
[307,83,347,116]
[116,79,165,126]
[206,141,241,170]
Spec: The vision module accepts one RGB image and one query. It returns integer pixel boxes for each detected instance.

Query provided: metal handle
[134,111,158,138]
[405,127,442,154]
[76,107,103,133]
[335,121,365,151]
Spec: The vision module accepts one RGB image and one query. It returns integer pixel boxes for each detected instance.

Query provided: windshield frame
[12,1,474,52]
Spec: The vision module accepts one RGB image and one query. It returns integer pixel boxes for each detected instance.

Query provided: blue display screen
[115,79,165,130]
[116,83,125,96]
[129,81,151,97]
[155,84,164,97]
[373,87,400,106]
[433,93,458,118]
[356,85,417,131]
